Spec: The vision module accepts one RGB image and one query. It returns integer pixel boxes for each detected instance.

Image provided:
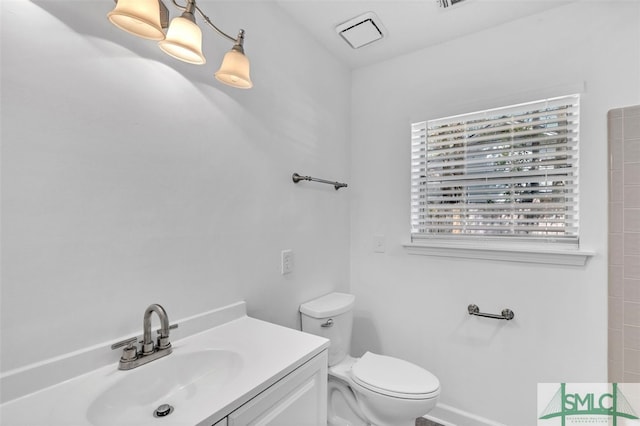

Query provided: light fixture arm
[170,0,243,45]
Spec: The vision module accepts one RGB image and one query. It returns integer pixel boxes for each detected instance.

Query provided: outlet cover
[281,249,294,274]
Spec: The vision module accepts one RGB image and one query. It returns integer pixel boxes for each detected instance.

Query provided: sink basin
[86,349,243,426]
[0,308,330,426]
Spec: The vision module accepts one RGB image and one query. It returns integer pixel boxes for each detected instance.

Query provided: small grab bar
[468,304,515,321]
[292,173,348,190]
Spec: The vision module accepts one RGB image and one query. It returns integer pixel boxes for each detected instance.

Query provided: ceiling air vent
[439,0,466,8]
[336,12,387,49]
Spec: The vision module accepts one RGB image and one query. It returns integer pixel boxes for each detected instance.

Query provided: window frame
[406,94,593,265]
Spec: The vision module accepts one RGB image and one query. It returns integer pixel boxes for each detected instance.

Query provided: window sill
[403,242,594,266]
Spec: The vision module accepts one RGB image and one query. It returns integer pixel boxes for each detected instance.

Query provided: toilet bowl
[330,353,439,426]
[300,293,440,426]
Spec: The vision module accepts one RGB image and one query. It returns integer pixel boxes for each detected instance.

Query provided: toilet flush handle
[321,318,334,328]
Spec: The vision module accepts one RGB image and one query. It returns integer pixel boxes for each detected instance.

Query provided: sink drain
[153,404,174,418]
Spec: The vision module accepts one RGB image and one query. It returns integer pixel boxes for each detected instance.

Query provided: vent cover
[439,0,466,8]
[336,12,387,49]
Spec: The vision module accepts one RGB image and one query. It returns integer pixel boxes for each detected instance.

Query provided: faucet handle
[156,323,178,336]
[155,324,177,350]
[111,336,139,363]
[111,336,138,350]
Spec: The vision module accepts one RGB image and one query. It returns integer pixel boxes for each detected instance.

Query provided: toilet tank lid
[300,292,355,318]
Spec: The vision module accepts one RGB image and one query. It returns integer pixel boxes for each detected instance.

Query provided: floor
[416,418,443,426]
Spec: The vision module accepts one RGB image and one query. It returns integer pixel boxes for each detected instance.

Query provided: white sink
[86,349,243,426]
[0,305,329,426]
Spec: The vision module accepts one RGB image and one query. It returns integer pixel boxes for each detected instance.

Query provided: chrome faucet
[142,304,170,355]
[111,303,177,370]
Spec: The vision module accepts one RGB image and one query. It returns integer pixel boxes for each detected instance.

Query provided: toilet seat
[351,352,440,400]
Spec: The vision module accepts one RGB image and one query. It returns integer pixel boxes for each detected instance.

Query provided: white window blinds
[411,94,580,245]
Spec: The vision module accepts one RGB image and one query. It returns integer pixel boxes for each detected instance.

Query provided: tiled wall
[608,105,640,383]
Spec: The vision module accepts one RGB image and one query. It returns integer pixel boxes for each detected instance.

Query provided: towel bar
[292,173,348,190]
[468,304,514,320]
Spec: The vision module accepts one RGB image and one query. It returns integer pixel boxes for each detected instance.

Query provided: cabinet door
[228,351,327,426]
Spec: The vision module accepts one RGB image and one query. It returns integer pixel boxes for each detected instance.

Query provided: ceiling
[275,0,574,69]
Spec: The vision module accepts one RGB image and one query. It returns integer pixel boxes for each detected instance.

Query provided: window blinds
[411,94,580,244]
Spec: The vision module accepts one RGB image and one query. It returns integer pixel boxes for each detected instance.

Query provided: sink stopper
[153,404,174,418]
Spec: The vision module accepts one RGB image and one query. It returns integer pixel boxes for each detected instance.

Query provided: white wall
[349,2,640,425]
[3,0,640,422]
[0,0,351,372]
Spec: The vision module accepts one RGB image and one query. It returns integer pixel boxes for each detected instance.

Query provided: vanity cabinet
[225,350,328,426]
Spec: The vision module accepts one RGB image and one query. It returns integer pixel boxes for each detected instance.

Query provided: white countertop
[0,315,329,426]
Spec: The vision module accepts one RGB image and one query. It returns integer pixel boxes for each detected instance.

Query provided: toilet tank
[300,292,355,366]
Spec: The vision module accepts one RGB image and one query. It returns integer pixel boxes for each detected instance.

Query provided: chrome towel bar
[468,304,515,321]
[292,173,348,190]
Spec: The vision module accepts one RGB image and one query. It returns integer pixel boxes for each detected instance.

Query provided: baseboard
[422,403,508,426]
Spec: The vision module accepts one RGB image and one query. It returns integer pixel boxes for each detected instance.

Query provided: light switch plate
[373,235,385,253]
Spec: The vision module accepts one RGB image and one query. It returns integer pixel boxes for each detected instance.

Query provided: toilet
[300,292,440,426]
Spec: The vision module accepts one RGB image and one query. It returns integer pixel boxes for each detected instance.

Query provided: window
[410,94,580,247]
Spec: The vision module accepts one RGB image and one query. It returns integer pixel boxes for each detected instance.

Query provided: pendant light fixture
[158,1,205,65]
[215,30,252,89]
[107,0,167,41]
[107,0,253,89]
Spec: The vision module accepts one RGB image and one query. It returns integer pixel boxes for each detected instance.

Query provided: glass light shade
[158,16,206,65]
[214,49,253,89]
[107,0,165,41]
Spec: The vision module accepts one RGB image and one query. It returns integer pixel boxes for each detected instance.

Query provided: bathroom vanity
[0,302,329,426]
[226,351,326,426]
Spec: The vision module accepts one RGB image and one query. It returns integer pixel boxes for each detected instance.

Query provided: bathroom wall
[0,1,351,372]
[608,105,640,383]
[349,2,640,425]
